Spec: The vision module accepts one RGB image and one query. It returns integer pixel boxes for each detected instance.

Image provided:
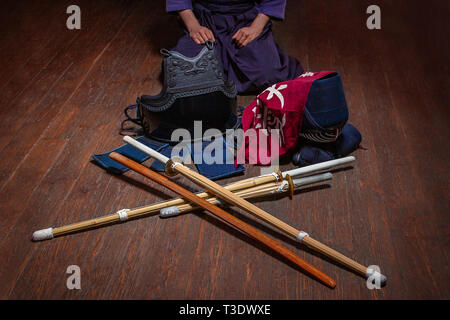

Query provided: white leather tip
[323,172,333,180]
[32,228,54,241]
[296,231,309,242]
[366,269,387,287]
[123,136,133,143]
[160,206,180,218]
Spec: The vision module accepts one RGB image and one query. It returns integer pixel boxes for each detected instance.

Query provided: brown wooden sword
[123,136,386,286]
[109,152,336,289]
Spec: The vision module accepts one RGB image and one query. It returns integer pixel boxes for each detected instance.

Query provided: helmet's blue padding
[293,123,362,167]
[334,123,362,157]
[303,72,349,130]
[292,146,334,167]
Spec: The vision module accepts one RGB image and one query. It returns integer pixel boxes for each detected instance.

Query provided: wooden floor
[0,0,448,300]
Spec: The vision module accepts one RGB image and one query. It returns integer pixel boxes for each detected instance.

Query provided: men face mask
[300,72,349,143]
[300,122,346,143]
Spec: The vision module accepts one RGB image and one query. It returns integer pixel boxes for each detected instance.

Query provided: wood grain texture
[109,152,336,288]
[0,0,448,299]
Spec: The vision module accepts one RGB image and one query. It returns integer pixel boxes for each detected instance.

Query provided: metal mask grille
[300,127,343,143]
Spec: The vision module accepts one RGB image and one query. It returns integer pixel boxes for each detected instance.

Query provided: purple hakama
[166,0,304,94]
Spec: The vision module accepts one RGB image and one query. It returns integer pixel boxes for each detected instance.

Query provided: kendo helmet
[300,72,349,143]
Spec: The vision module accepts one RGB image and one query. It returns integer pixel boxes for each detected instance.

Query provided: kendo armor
[129,41,238,143]
[300,72,349,143]
[293,72,360,167]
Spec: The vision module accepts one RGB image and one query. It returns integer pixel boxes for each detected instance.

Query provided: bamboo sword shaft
[33,174,328,239]
[124,136,386,285]
[109,152,336,288]
[160,173,333,217]
[33,157,351,240]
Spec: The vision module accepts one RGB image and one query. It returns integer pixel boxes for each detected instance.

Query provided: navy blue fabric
[92,136,245,180]
[190,137,245,180]
[334,123,362,157]
[303,73,349,130]
[92,137,168,174]
[292,145,334,167]
[292,123,363,167]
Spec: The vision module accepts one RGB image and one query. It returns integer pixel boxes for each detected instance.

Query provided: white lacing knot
[276,180,290,193]
[160,206,180,218]
[117,209,130,222]
[296,231,310,242]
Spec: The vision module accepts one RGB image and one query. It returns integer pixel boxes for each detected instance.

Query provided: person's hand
[178,10,215,45]
[189,25,215,45]
[232,25,263,48]
[232,13,269,48]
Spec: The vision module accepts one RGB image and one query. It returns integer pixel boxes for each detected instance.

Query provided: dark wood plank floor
[0,0,448,300]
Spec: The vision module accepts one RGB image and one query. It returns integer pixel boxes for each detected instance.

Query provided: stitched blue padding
[92,136,168,174]
[304,73,349,129]
[293,123,363,167]
[190,137,245,180]
[92,136,245,180]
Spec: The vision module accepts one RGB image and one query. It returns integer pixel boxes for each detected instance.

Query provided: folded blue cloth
[190,136,245,180]
[92,136,168,174]
[92,136,245,180]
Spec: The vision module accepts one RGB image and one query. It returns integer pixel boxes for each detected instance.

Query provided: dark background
[0,0,448,299]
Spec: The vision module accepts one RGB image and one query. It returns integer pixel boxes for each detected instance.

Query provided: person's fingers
[196,32,206,44]
[238,33,248,47]
[206,29,215,41]
[234,32,243,45]
[203,31,211,42]
[192,34,202,45]
[232,29,242,40]
[190,32,200,44]
[200,31,210,43]
[241,36,253,47]
[204,30,211,41]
